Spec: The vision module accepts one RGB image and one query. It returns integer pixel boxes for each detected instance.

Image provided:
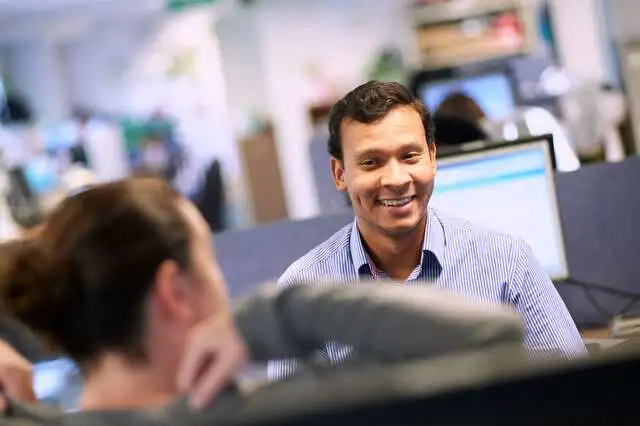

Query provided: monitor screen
[430,138,568,280]
[33,357,82,410]
[421,73,515,120]
[23,155,59,195]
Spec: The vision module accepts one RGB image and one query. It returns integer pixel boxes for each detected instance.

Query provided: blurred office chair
[0,317,45,362]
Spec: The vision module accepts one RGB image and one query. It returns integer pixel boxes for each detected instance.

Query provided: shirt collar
[349,207,445,276]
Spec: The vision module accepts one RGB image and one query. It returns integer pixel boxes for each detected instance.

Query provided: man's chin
[378,218,424,237]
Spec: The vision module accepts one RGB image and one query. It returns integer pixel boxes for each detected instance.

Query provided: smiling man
[269,81,586,379]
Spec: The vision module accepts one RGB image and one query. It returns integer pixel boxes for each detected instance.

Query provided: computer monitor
[33,356,82,411]
[421,72,516,120]
[22,155,59,195]
[430,135,568,280]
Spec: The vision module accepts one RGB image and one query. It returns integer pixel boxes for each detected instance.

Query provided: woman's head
[434,92,487,123]
[0,178,228,372]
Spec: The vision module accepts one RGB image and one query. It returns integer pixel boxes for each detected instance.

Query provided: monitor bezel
[437,134,557,170]
[433,134,569,281]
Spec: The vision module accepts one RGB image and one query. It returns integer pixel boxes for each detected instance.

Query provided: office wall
[60,10,242,189]
[62,19,152,115]
[547,0,609,85]
[608,0,640,42]
[0,48,9,90]
[4,41,70,123]
[216,8,268,138]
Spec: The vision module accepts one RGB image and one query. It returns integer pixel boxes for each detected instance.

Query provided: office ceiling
[0,0,163,16]
[0,0,235,43]
[0,0,167,43]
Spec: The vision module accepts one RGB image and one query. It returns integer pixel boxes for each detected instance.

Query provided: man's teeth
[379,197,412,207]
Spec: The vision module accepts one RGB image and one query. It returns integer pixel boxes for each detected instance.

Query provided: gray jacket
[3,281,524,425]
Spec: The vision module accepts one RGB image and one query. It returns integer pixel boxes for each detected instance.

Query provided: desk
[581,327,612,339]
[581,327,632,353]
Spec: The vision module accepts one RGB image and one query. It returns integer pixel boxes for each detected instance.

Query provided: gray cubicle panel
[555,157,640,328]
[215,157,640,328]
[214,212,353,298]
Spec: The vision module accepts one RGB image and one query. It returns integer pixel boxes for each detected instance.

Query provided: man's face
[331,106,436,237]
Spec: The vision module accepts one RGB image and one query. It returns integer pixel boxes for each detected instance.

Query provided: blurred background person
[433,92,490,146]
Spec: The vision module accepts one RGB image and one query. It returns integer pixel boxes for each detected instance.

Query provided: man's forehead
[341,108,423,136]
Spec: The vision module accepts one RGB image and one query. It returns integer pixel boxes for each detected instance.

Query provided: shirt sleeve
[261,273,316,382]
[509,240,588,358]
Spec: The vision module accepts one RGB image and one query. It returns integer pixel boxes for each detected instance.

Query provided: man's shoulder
[278,222,354,287]
[433,209,526,255]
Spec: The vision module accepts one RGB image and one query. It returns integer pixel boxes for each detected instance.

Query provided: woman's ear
[150,260,191,323]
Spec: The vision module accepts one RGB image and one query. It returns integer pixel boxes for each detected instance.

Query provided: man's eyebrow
[353,142,425,158]
[353,147,385,158]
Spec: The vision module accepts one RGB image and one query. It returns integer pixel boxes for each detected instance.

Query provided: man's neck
[80,354,176,411]
[358,216,427,281]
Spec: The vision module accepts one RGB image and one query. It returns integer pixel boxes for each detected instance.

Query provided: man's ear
[428,142,437,173]
[330,157,346,192]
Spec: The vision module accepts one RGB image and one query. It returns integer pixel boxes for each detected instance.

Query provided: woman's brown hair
[434,92,487,123]
[0,178,191,365]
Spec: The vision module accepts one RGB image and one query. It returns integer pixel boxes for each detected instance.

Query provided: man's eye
[403,152,421,161]
[360,159,377,168]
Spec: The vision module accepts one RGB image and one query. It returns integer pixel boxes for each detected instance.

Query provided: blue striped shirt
[268,208,587,379]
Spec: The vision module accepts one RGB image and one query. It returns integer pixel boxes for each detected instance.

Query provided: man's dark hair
[327,80,435,161]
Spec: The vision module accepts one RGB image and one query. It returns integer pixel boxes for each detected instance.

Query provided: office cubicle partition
[555,156,640,328]
[215,212,353,298]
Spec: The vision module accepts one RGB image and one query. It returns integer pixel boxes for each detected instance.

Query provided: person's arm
[266,356,304,382]
[0,339,36,414]
[235,281,524,363]
[509,240,587,357]
[265,274,314,382]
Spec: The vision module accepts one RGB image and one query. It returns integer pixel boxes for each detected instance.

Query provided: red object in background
[492,12,522,47]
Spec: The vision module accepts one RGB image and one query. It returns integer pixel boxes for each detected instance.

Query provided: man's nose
[380,160,411,189]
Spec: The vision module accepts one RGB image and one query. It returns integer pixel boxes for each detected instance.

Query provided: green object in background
[366,47,407,85]
[166,0,217,12]
[120,117,177,156]
[120,119,147,155]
